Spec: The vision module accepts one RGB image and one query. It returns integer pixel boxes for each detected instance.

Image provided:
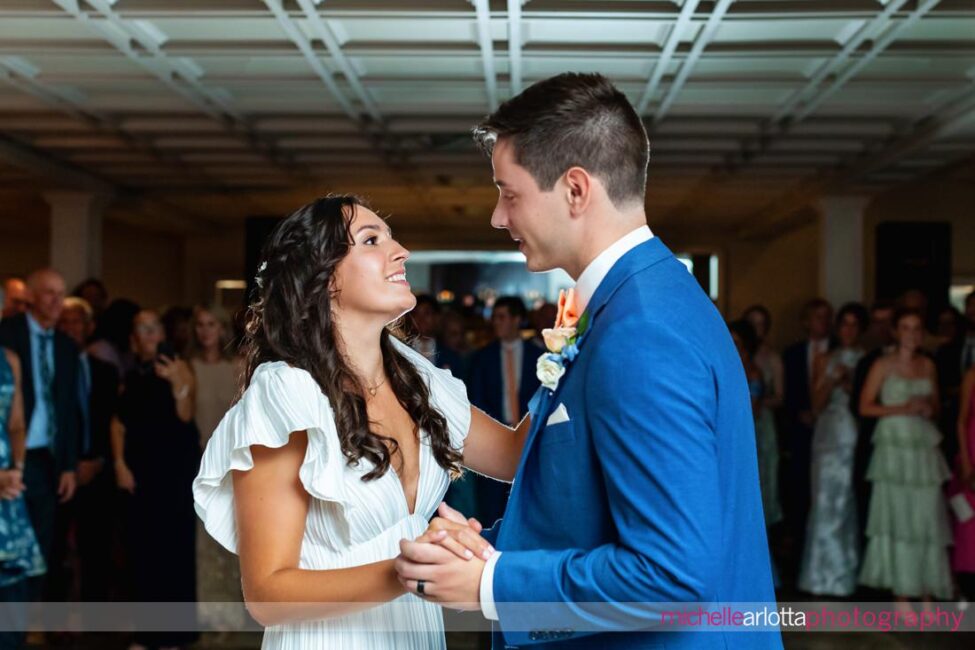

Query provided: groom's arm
[492,318,723,644]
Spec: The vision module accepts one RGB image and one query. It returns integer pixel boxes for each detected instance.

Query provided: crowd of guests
[0,265,973,648]
[0,271,242,650]
[0,268,555,650]
[728,290,975,610]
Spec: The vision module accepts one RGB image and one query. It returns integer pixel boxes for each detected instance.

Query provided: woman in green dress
[859,308,952,603]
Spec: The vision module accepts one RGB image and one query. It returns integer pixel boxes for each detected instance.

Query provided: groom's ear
[563,166,593,217]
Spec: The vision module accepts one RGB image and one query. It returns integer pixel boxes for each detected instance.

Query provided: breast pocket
[538,420,576,447]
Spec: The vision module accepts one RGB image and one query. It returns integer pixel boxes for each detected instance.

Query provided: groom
[397,73,781,649]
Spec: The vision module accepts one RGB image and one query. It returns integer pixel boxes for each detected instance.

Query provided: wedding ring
[416,580,426,596]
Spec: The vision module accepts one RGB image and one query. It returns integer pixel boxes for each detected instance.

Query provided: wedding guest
[87,298,140,375]
[936,306,968,465]
[798,303,867,596]
[409,294,440,362]
[187,306,238,447]
[962,291,975,374]
[0,345,46,650]
[859,308,952,604]
[743,304,784,527]
[898,289,939,352]
[58,297,120,602]
[851,300,896,547]
[71,278,109,320]
[782,298,833,555]
[161,306,194,359]
[861,300,896,354]
[408,295,464,374]
[437,309,469,379]
[1,279,30,319]
[187,305,245,635]
[466,296,542,525]
[113,310,199,650]
[953,365,975,601]
[0,269,79,602]
[529,302,558,349]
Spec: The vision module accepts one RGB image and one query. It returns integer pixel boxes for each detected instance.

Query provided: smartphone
[156,341,177,361]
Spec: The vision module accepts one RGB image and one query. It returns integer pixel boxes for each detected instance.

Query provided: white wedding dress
[193,338,471,649]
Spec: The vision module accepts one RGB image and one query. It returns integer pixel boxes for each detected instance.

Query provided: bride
[193,195,524,649]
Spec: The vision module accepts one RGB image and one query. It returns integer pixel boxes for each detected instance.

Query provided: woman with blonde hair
[188,304,246,641]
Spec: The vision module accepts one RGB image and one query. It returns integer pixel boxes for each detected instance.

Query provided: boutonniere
[537,289,589,392]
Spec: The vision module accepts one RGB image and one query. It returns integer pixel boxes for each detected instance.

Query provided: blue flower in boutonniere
[536,289,589,392]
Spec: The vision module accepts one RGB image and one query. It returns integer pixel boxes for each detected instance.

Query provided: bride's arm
[461,406,531,482]
[233,430,405,626]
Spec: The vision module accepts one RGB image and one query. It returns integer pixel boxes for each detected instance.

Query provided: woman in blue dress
[0,346,46,649]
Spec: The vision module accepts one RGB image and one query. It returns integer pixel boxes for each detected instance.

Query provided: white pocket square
[546,403,570,426]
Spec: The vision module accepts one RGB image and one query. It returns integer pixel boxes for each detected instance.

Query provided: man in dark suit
[781,297,832,568]
[0,268,79,600]
[850,300,895,550]
[58,296,120,601]
[466,296,543,524]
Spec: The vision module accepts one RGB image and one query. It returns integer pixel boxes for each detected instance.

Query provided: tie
[78,357,91,457]
[38,332,57,450]
[504,344,519,425]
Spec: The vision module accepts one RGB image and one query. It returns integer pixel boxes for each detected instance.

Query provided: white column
[818,195,868,307]
[44,191,111,289]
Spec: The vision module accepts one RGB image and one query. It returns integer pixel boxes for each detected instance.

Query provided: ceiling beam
[637,0,701,115]
[0,134,220,233]
[772,0,913,124]
[0,133,114,195]
[49,0,304,180]
[737,81,975,240]
[652,0,735,125]
[297,0,382,123]
[261,0,359,122]
[472,0,500,112]
[507,0,524,96]
[793,0,942,123]
[0,56,240,194]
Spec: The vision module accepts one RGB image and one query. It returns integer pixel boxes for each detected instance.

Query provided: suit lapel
[520,237,675,457]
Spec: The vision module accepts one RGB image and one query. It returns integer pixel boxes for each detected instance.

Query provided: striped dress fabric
[193,339,471,649]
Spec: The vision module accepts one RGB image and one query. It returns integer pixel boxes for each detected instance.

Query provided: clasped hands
[395,502,495,611]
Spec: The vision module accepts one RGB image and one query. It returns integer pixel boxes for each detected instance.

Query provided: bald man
[0,268,80,600]
[2,277,30,319]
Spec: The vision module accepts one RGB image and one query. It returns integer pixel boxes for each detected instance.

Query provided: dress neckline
[388,430,425,517]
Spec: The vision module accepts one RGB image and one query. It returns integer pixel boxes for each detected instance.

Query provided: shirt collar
[26,312,52,337]
[501,338,520,350]
[574,225,654,314]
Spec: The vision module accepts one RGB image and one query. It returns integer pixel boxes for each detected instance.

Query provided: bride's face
[330,206,415,324]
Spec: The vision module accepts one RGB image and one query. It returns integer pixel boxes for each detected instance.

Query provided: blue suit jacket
[485,238,781,649]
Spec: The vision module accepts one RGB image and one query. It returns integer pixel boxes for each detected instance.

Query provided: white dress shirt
[807,338,829,381]
[479,224,655,620]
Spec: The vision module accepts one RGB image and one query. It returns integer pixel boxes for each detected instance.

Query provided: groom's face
[490,138,567,273]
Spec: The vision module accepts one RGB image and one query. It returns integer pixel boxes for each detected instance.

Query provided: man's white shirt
[478,224,654,620]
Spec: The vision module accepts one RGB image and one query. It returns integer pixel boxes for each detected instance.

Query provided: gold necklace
[366,376,386,397]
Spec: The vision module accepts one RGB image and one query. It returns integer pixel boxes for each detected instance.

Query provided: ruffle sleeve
[192,361,349,554]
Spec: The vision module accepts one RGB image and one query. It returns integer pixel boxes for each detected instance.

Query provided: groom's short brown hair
[473,72,650,208]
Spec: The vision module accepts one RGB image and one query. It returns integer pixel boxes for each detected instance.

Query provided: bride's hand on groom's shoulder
[417,502,494,561]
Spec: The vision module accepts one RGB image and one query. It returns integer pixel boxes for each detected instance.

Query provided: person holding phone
[112,310,200,650]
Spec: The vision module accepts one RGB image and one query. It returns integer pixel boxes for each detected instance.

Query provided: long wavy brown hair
[240,195,462,481]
